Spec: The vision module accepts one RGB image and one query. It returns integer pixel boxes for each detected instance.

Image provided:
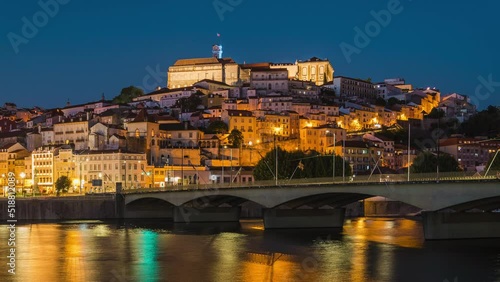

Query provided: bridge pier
[173,207,241,223]
[422,211,500,240]
[263,208,345,229]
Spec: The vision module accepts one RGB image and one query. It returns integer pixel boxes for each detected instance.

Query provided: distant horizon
[3,0,500,109]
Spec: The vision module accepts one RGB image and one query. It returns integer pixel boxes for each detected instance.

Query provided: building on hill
[52,115,91,150]
[334,139,384,175]
[296,57,334,86]
[0,118,17,133]
[167,57,240,88]
[60,99,112,117]
[326,76,376,99]
[0,143,29,191]
[225,110,257,146]
[302,124,346,153]
[250,68,289,96]
[439,137,500,172]
[440,93,476,123]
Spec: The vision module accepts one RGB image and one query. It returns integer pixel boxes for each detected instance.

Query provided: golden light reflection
[349,241,367,282]
[241,253,300,282]
[213,233,245,281]
[344,218,424,249]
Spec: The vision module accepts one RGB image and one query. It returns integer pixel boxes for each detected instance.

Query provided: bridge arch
[125,197,175,219]
[439,196,500,212]
[272,192,374,209]
[123,181,500,211]
[180,194,264,208]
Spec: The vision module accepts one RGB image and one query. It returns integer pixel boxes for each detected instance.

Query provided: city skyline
[2,0,500,109]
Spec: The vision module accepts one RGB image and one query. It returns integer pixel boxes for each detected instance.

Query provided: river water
[1,218,500,282]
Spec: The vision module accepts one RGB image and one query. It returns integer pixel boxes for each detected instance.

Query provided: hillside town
[1,45,499,195]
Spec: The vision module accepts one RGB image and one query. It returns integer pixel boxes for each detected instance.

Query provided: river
[1,218,500,282]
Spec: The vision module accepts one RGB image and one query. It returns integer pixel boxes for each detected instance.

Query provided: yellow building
[297,57,334,85]
[333,140,384,174]
[301,124,346,153]
[167,57,240,88]
[53,116,90,150]
[226,110,257,145]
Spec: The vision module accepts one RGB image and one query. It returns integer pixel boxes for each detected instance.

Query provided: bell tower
[212,44,223,59]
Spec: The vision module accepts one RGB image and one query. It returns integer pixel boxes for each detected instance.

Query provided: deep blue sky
[2,0,499,110]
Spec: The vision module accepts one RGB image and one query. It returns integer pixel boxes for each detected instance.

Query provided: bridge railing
[120,170,500,194]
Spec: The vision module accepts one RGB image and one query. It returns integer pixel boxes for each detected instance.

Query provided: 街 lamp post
[274,127,280,186]
[327,130,336,182]
[20,172,26,196]
[124,161,127,190]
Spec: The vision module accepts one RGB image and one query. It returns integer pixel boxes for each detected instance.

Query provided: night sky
[2,0,500,109]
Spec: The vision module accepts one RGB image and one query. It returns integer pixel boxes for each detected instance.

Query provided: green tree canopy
[410,151,461,173]
[426,108,445,118]
[227,129,244,148]
[253,149,352,181]
[174,94,202,112]
[460,106,500,138]
[112,86,144,104]
[374,97,387,107]
[486,151,500,172]
[55,175,71,196]
[206,120,228,134]
[387,97,401,108]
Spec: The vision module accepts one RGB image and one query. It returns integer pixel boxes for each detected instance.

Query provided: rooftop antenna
[212,33,223,59]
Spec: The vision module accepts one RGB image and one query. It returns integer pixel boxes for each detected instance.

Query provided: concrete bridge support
[124,204,173,219]
[173,207,241,223]
[422,211,500,240]
[263,208,346,229]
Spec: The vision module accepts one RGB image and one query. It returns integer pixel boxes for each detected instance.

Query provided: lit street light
[20,172,26,196]
[123,161,127,190]
[274,127,280,186]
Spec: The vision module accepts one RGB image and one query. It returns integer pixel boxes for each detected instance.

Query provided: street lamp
[248,141,253,164]
[98,172,102,193]
[274,127,280,186]
[20,172,26,196]
[1,174,5,197]
[123,160,127,189]
[222,145,226,185]
[327,130,336,182]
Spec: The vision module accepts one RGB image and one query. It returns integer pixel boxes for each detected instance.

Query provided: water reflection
[1,218,500,281]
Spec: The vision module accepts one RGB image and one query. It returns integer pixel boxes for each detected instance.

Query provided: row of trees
[253,148,352,180]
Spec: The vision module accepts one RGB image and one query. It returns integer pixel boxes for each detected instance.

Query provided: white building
[250,68,289,95]
[329,76,376,99]
[75,150,147,192]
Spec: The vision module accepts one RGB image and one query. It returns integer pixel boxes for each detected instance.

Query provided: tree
[460,106,500,138]
[206,120,228,134]
[374,97,387,107]
[486,151,500,172]
[253,149,352,181]
[387,97,400,108]
[55,175,71,196]
[174,94,202,112]
[410,151,461,173]
[112,86,144,104]
[426,108,445,118]
[227,129,243,148]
